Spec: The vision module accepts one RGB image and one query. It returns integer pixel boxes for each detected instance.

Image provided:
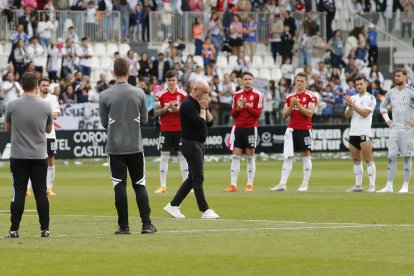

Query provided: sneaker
[201,209,220,219]
[377,186,393,193]
[47,189,56,196]
[298,183,308,192]
[367,185,376,192]
[398,186,408,193]
[115,227,131,235]
[26,190,31,197]
[346,185,363,192]
[245,184,253,192]
[41,230,50,237]
[224,185,238,192]
[163,203,185,218]
[154,187,167,193]
[270,184,286,192]
[4,231,19,238]
[141,224,157,234]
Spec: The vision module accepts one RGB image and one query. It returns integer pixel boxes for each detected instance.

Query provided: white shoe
[346,185,363,192]
[298,183,308,192]
[366,185,376,193]
[376,186,393,193]
[398,186,408,193]
[163,203,185,218]
[270,184,286,192]
[201,209,220,219]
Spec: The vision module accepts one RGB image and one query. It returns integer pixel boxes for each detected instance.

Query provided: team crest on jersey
[302,97,306,102]
[250,95,254,100]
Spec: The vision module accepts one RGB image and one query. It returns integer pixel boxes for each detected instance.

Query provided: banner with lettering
[55,103,102,130]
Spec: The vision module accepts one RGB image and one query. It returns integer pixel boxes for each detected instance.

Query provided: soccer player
[5,72,53,238]
[377,68,414,193]
[224,72,263,192]
[153,70,188,193]
[343,75,376,192]
[99,58,156,234]
[270,72,317,192]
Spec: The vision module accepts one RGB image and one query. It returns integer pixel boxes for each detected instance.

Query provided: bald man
[163,79,220,219]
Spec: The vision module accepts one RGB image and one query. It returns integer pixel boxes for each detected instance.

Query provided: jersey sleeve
[380,90,391,113]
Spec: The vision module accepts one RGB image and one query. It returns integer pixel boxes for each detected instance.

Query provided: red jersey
[285,90,317,130]
[231,88,263,128]
[155,87,187,131]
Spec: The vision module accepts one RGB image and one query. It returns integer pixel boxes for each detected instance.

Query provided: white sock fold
[230,155,241,187]
[47,166,55,189]
[302,156,312,186]
[178,152,188,181]
[367,162,376,187]
[247,156,256,185]
[354,162,363,187]
[159,152,170,188]
[280,158,293,186]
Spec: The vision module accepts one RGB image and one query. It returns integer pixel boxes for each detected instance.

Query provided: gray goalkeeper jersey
[380,85,414,130]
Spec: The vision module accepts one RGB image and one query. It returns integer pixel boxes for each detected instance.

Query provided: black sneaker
[141,224,157,234]
[5,231,19,238]
[115,227,131,235]
[41,230,50,237]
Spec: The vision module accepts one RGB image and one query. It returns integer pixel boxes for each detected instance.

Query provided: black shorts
[349,135,371,150]
[47,139,57,157]
[234,127,257,149]
[292,129,312,152]
[158,131,181,152]
[229,38,243,47]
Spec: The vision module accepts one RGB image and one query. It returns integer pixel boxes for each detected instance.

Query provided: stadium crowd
[0,0,413,127]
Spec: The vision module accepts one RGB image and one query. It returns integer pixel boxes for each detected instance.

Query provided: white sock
[27,179,32,190]
[302,156,312,186]
[47,166,55,189]
[178,152,188,181]
[247,156,256,185]
[159,152,170,188]
[367,162,376,187]
[230,155,241,187]
[280,158,293,186]
[354,162,363,187]
[403,157,412,186]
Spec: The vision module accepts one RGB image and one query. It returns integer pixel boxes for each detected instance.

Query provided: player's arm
[140,94,148,125]
[293,97,315,118]
[344,95,371,118]
[379,92,393,127]
[46,108,53,134]
[5,122,11,132]
[231,95,242,118]
[99,96,109,129]
[282,103,292,119]
[344,106,353,120]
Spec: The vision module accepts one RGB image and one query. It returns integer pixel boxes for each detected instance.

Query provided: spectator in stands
[280,24,294,61]
[350,0,364,15]
[281,57,293,86]
[345,79,357,96]
[355,27,368,63]
[2,64,16,81]
[243,15,257,61]
[76,37,94,76]
[329,66,340,82]
[96,73,109,93]
[166,47,183,69]
[321,83,334,122]
[141,78,156,126]
[222,3,235,42]
[173,62,184,82]
[47,44,59,83]
[132,2,144,42]
[73,73,91,103]
[0,0,13,29]
[44,0,56,21]
[330,79,346,122]
[9,24,30,45]
[85,1,97,40]
[314,61,328,86]
[218,73,236,125]
[234,51,250,78]
[302,11,319,35]
[149,75,162,97]
[37,12,53,47]
[229,14,244,57]
[102,0,113,41]
[367,24,378,66]
[344,27,359,64]
[193,16,205,56]
[317,0,335,40]
[203,65,214,85]
[66,26,79,44]
[327,29,343,69]
[264,0,281,13]
[295,0,305,12]
[269,14,283,64]
[383,0,404,33]
[345,57,358,82]
[120,0,131,42]
[18,6,38,39]
[189,0,203,11]
[61,38,77,79]
[22,0,37,12]
[138,52,151,82]
[283,10,296,37]
[188,65,204,84]
[127,50,139,86]
[298,25,315,68]
[401,0,414,39]
[202,36,216,66]
[27,37,44,75]
[208,11,223,59]
[151,53,171,84]
[263,81,274,125]
[13,39,29,77]
[141,0,155,42]
[366,64,385,84]
[60,84,76,104]
[1,72,23,114]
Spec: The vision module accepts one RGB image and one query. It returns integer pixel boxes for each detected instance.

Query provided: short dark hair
[354,75,365,82]
[38,77,50,85]
[21,73,38,92]
[295,72,308,80]
[81,37,88,42]
[242,71,253,78]
[394,68,407,76]
[165,70,177,79]
[113,57,129,77]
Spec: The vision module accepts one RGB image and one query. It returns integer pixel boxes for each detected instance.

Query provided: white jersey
[348,92,376,136]
[380,85,414,130]
[40,93,60,139]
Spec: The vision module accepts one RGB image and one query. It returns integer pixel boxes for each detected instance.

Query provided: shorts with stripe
[349,135,371,150]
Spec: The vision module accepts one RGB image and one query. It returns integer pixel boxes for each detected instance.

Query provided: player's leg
[399,156,412,193]
[225,128,243,192]
[298,130,313,192]
[360,137,376,192]
[245,128,257,192]
[378,131,399,192]
[108,154,130,233]
[46,139,57,196]
[398,130,413,193]
[30,159,50,236]
[156,132,169,193]
[346,138,363,192]
[176,132,189,181]
[271,129,296,192]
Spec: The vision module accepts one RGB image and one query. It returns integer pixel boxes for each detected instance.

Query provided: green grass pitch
[0,157,413,275]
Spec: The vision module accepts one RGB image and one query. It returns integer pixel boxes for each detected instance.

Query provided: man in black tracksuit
[99,57,156,234]
[163,79,220,219]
